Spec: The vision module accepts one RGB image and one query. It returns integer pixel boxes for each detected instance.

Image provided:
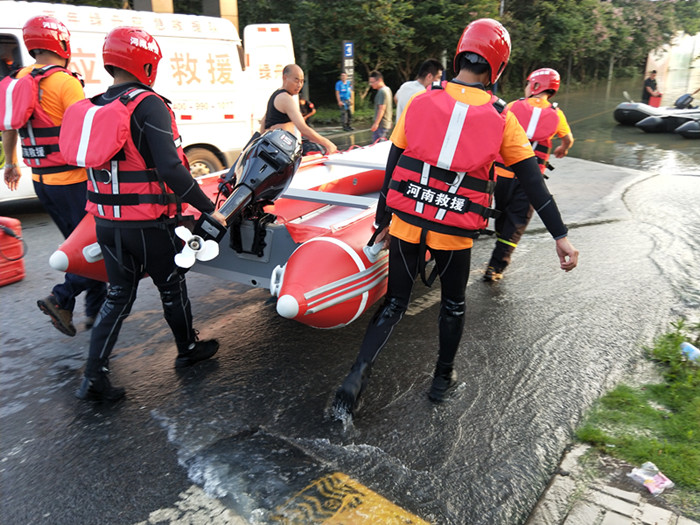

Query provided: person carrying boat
[260,64,337,154]
[484,67,574,282]
[58,27,226,402]
[331,18,579,418]
[0,15,106,337]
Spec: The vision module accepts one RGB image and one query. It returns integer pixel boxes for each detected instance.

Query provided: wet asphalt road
[2,153,698,524]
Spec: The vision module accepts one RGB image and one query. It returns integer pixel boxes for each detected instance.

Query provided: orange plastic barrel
[0,216,26,286]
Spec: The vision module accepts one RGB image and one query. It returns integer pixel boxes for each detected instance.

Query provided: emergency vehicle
[0,1,294,202]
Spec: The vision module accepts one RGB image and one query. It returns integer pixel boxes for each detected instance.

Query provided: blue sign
[344,42,354,58]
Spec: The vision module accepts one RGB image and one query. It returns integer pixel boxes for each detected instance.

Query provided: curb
[526,445,700,525]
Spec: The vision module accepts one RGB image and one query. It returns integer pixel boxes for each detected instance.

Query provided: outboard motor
[674,94,694,110]
[194,129,302,243]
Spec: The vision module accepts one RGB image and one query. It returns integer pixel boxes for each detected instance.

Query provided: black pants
[86,223,193,377]
[33,180,106,316]
[355,236,471,367]
[488,176,534,271]
[341,102,352,128]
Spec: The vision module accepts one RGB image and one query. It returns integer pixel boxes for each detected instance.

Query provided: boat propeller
[174,129,303,268]
[173,226,219,268]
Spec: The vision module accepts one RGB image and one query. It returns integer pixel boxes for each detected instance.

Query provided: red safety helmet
[453,18,511,85]
[22,16,71,59]
[103,27,161,86]
[527,68,561,96]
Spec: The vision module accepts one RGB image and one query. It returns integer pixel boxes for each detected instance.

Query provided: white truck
[0,1,294,203]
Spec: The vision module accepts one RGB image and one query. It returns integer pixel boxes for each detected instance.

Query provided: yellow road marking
[271,472,431,524]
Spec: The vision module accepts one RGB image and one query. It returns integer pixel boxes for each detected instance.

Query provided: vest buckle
[96,169,112,184]
[449,171,466,187]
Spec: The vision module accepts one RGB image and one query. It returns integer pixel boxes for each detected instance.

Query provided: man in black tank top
[260,64,337,154]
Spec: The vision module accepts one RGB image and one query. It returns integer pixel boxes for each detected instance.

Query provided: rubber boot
[428,360,457,403]
[75,373,125,402]
[76,358,125,402]
[332,361,372,419]
[175,338,219,368]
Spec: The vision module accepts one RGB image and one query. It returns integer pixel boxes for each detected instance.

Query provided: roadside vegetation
[67,1,700,107]
[234,0,700,107]
[576,320,700,517]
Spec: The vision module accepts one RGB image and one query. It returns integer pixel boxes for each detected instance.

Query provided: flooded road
[1,74,699,525]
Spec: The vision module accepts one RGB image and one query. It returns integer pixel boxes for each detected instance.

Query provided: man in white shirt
[394,58,443,124]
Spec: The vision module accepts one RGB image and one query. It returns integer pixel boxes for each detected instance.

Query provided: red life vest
[386,87,507,237]
[509,98,559,174]
[0,65,81,175]
[59,88,187,222]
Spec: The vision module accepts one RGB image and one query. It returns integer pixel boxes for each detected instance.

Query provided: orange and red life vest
[507,98,559,174]
[0,65,81,175]
[60,88,187,222]
[386,87,507,237]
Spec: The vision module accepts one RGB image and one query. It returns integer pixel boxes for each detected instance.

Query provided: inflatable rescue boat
[51,138,392,329]
[613,92,700,136]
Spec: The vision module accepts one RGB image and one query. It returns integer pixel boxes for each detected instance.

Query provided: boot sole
[75,389,126,402]
[37,299,76,336]
[428,378,458,403]
[174,343,219,368]
[75,385,126,402]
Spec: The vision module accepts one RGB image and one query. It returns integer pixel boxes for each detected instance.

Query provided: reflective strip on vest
[525,107,542,140]
[437,102,469,170]
[87,168,104,217]
[432,101,471,221]
[110,160,120,219]
[76,105,101,167]
[3,78,18,129]
[26,121,39,166]
[416,162,431,215]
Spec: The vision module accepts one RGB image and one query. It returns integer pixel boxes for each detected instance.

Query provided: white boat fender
[49,241,103,271]
[276,294,299,319]
[270,264,285,296]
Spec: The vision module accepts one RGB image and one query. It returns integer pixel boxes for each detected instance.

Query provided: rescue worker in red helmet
[484,67,574,282]
[60,27,226,402]
[1,15,106,337]
[331,19,579,419]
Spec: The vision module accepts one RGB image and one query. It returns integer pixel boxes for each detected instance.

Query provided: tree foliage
[53,0,700,103]
[236,0,699,103]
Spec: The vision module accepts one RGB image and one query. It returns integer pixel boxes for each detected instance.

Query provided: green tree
[674,0,700,36]
[393,0,497,82]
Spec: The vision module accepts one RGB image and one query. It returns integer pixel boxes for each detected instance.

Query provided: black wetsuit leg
[86,224,193,377]
[354,236,420,364]
[433,247,471,366]
[490,177,534,271]
[86,225,143,378]
[354,237,471,366]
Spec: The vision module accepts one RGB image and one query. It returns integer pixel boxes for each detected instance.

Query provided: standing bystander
[335,72,353,131]
[394,58,443,124]
[299,95,316,124]
[641,70,661,105]
[369,70,392,142]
